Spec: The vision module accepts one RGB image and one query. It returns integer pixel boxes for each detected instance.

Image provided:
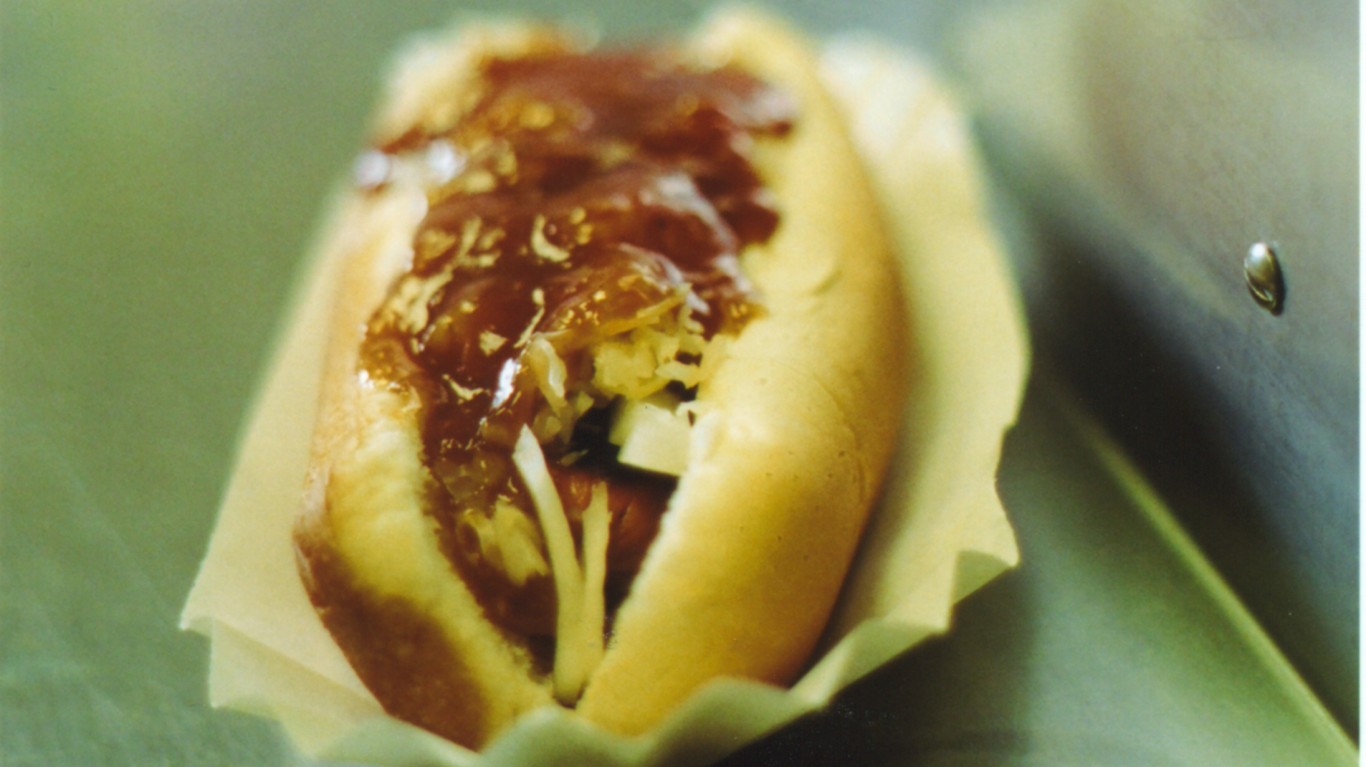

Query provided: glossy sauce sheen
[360,42,795,642]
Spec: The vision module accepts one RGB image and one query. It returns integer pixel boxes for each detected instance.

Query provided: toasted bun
[294,9,906,749]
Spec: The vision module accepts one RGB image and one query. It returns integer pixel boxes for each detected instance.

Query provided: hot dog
[293,9,907,749]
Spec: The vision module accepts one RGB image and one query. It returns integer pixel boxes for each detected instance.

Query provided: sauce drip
[360,41,795,641]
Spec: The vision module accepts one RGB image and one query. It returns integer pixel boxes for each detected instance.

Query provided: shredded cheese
[526,338,581,443]
[490,498,550,586]
[530,214,572,262]
[512,426,590,703]
[479,330,509,355]
[496,290,731,700]
[588,303,710,400]
[578,483,610,678]
[440,374,485,402]
[526,338,570,416]
[514,297,548,349]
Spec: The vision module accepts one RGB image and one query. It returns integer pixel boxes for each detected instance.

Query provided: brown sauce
[359,41,794,644]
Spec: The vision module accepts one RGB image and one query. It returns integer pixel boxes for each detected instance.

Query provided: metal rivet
[1244,241,1285,315]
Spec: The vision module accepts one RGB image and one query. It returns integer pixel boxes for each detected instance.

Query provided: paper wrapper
[181,31,1029,767]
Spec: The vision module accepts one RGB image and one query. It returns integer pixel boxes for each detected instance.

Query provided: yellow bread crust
[293,10,907,748]
[576,10,907,733]
[294,181,556,747]
[293,27,562,749]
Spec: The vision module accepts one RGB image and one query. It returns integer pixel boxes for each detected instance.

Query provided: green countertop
[1,2,1354,764]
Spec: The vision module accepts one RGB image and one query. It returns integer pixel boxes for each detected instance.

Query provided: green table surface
[1,3,1354,765]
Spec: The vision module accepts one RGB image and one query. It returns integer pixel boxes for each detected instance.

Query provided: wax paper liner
[181,31,1030,767]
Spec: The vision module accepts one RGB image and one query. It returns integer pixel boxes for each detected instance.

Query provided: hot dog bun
[293,8,906,749]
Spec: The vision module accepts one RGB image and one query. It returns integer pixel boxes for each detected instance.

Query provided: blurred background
[1,1,1356,764]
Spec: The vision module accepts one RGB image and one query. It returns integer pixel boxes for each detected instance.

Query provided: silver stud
[1244,241,1285,315]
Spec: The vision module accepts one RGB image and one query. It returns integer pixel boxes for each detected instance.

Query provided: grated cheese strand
[512,426,587,702]
[578,483,611,676]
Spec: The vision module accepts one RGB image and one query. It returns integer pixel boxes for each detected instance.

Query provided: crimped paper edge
[179,25,1028,767]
